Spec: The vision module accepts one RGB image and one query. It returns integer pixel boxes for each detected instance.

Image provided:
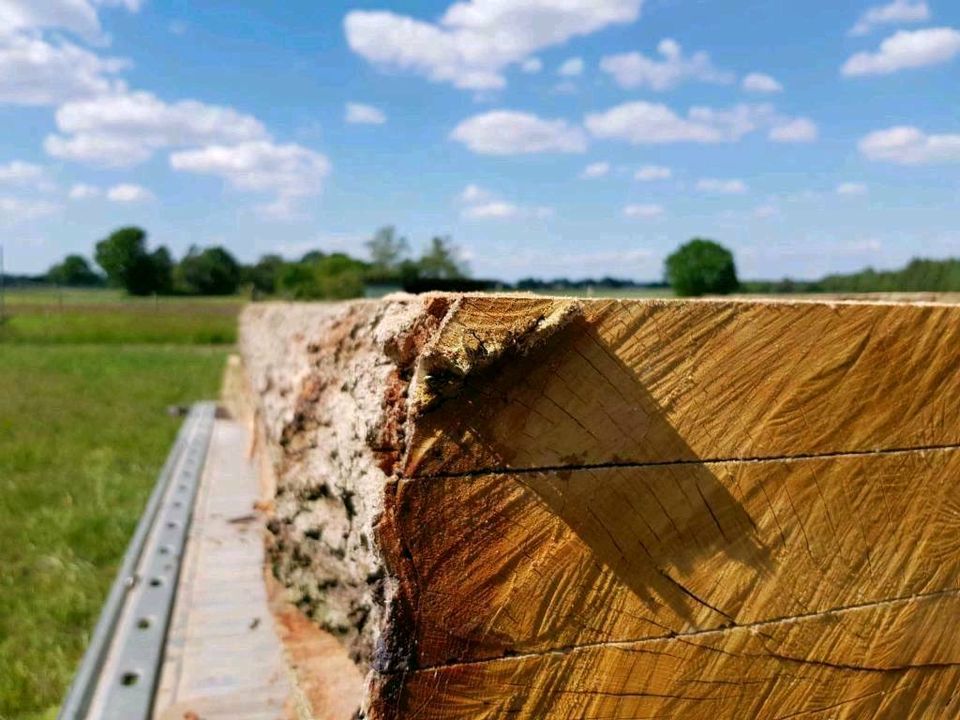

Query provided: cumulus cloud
[558,57,584,77]
[345,102,386,125]
[451,110,587,154]
[837,182,869,196]
[623,203,663,218]
[520,57,542,73]
[581,161,610,178]
[842,27,960,76]
[742,72,783,93]
[458,183,553,220]
[170,140,331,219]
[600,39,733,91]
[634,164,672,181]
[697,178,748,194]
[0,160,47,187]
[45,90,268,166]
[0,196,60,222]
[106,183,152,202]
[344,0,643,90]
[585,101,774,144]
[0,35,126,106]
[769,117,818,142]
[859,126,960,164]
[68,183,101,199]
[849,0,930,37]
[459,183,494,203]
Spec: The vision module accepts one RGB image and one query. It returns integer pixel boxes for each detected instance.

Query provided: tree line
[41,228,960,298]
[45,225,470,299]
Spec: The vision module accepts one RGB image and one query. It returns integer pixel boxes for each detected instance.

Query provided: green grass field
[0,289,234,720]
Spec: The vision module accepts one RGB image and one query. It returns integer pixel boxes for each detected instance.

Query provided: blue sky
[1,0,958,281]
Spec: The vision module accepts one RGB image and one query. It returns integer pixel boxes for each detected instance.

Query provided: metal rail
[58,402,216,720]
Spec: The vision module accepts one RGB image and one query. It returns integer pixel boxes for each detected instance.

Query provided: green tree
[177,246,241,295]
[366,226,410,277]
[418,236,467,279]
[277,253,366,300]
[47,254,101,286]
[665,238,739,297]
[94,226,173,296]
[245,254,285,295]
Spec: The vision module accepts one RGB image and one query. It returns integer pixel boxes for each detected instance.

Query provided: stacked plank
[240,295,960,720]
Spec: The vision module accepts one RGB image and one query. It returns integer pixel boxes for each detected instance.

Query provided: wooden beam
[240,295,960,720]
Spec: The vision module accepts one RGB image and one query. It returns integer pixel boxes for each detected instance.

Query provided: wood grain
[404,298,960,476]
[373,590,960,720]
[387,448,960,667]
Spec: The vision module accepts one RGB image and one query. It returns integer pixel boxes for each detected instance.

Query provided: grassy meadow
[0,289,237,719]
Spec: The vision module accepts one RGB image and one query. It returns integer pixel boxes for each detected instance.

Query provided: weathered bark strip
[240,295,960,720]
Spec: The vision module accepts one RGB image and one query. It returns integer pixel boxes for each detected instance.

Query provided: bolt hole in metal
[120,671,140,686]
[149,577,165,587]
[137,617,153,630]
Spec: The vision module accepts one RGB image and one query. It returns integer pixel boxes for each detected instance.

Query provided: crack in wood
[394,586,960,675]
[413,442,960,481]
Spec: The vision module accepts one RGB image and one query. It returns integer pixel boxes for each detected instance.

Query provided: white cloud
[634,164,671,181]
[345,102,386,125]
[752,204,779,219]
[0,196,59,222]
[600,39,733,91]
[859,125,960,164]
[68,183,101,199]
[459,183,552,220]
[558,57,584,77]
[170,141,331,218]
[451,110,587,154]
[0,35,125,106]
[837,182,869,196]
[623,203,664,218]
[0,160,46,187]
[463,201,521,219]
[344,0,643,90]
[45,90,268,166]
[697,178,748,194]
[521,57,542,73]
[850,0,930,36]
[459,183,494,203]
[769,117,818,143]
[586,101,773,145]
[842,27,960,76]
[0,0,143,42]
[742,72,783,93]
[106,183,152,202]
[581,161,610,178]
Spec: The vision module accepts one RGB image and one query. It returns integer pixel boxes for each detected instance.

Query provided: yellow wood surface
[404,297,960,476]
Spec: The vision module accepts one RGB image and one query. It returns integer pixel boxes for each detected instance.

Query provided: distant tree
[277,253,366,300]
[94,226,173,295]
[177,246,242,295]
[47,254,101,287]
[418,236,467,279]
[665,238,739,297]
[245,254,285,294]
[366,226,410,276]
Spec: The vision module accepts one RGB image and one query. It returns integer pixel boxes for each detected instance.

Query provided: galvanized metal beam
[58,402,216,720]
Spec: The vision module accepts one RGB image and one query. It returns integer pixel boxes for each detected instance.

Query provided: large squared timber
[240,295,960,720]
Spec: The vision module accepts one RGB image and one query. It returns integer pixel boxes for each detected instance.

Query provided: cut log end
[240,294,960,720]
